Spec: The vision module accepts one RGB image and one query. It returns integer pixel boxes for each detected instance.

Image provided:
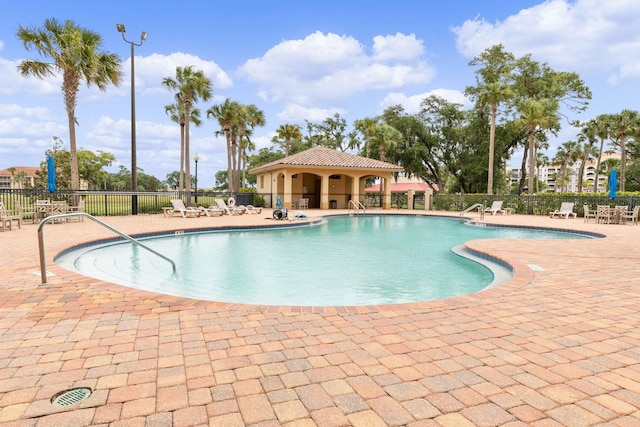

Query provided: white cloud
[238,31,436,107]
[452,0,640,83]
[277,103,346,123]
[380,89,469,115]
[0,58,61,96]
[0,104,52,119]
[372,33,425,62]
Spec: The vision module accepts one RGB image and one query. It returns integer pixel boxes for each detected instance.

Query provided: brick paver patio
[1,209,639,426]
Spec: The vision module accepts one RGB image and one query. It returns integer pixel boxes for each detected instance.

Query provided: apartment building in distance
[0,166,39,189]
[508,152,621,193]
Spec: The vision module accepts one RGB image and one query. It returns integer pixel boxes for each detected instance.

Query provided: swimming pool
[56,215,592,306]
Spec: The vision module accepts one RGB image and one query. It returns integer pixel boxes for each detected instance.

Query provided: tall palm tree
[274,123,303,157]
[592,114,611,193]
[466,44,515,195]
[372,123,402,163]
[164,101,202,191]
[234,104,265,191]
[576,119,599,193]
[517,97,560,194]
[535,153,549,193]
[207,99,242,192]
[162,66,212,204]
[17,18,121,193]
[354,117,379,158]
[609,109,640,192]
[553,140,579,192]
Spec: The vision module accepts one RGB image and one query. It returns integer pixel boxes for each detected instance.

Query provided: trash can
[330,200,337,209]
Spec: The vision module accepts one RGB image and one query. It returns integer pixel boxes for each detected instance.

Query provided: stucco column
[407,189,415,210]
[351,176,361,206]
[382,174,392,209]
[424,189,433,210]
[320,175,330,209]
[283,171,293,208]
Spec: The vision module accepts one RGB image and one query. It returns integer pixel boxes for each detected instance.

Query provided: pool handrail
[348,199,366,215]
[459,203,485,223]
[37,212,177,285]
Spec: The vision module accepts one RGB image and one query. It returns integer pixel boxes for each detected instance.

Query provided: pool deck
[1,209,640,426]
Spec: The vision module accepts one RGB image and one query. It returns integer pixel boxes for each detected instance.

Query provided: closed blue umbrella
[609,169,617,199]
[47,155,56,192]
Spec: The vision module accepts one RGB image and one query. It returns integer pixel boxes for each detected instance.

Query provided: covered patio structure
[250,146,404,210]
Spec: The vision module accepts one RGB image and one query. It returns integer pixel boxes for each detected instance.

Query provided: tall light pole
[116,23,147,215]
[194,153,199,205]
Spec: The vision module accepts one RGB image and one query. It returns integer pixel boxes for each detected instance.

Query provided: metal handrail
[347,199,366,215]
[38,212,176,285]
[459,203,485,223]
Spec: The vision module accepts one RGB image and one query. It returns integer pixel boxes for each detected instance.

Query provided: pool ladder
[348,200,366,215]
[459,203,485,223]
[37,212,177,285]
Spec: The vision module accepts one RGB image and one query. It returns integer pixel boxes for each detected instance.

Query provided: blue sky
[1,0,639,187]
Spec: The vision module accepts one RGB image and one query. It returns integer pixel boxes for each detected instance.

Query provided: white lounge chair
[170,199,199,218]
[215,198,242,215]
[550,202,577,219]
[245,205,262,214]
[484,201,505,215]
[199,206,224,217]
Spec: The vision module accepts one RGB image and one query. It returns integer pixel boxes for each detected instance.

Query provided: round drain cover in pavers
[51,387,92,407]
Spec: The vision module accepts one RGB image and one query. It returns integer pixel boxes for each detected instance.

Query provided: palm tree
[207,99,242,193]
[553,140,579,192]
[164,101,202,191]
[535,153,549,193]
[372,123,402,163]
[354,117,379,158]
[517,98,560,194]
[466,45,515,195]
[609,109,640,192]
[234,104,265,191]
[162,66,212,204]
[274,123,303,157]
[576,119,599,193]
[17,18,121,194]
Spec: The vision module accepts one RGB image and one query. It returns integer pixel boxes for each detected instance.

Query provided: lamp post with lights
[116,23,147,215]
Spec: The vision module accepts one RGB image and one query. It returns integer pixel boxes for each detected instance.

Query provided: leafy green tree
[466,44,515,195]
[510,54,591,194]
[17,18,121,194]
[77,149,115,189]
[163,65,212,204]
[214,170,229,191]
[305,113,358,152]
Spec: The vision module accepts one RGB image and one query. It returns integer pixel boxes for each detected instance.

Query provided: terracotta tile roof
[365,182,437,192]
[250,146,404,174]
[0,166,40,177]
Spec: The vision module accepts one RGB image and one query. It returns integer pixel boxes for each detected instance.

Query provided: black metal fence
[432,193,640,216]
[6,188,631,217]
[0,189,256,216]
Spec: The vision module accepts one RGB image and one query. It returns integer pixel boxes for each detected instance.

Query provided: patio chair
[621,206,640,225]
[15,200,36,224]
[298,198,309,210]
[583,205,596,223]
[550,202,577,219]
[67,199,85,222]
[49,201,68,223]
[595,205,612,224]
[484,201,505,215]
[0,202,21,231]
[170,199,199,218]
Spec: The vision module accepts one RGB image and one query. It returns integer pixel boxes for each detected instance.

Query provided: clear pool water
[57,215,591,306]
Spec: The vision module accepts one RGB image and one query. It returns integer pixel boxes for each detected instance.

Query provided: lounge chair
[550,202,577,219]
[245,205,262,214]
[170,199,199,218]
[484,201,505,215]
[199,206,224,217]
[214,198,242,215]
[583,204,596,223]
